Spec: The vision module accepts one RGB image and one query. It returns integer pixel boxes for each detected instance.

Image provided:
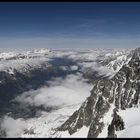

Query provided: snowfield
[117,107,140,138]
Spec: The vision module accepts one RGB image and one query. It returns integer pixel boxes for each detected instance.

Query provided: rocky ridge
[57,47,140,138]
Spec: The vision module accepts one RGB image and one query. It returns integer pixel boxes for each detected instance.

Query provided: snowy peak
[0,48,52,75]
[98,49,133,72]
[33,48,51,54]
[0,48,51,61]
[57,47,140,138]
[129,47,140,68]
[0,52,19,60]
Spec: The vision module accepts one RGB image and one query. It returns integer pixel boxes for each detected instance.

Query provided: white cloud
[1,116,26,138]
[78,61,116,78]
[60,66,69,71]
[70,65,78,71]
[13,73,92,109]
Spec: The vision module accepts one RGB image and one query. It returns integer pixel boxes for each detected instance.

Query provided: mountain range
[0,47,139,138]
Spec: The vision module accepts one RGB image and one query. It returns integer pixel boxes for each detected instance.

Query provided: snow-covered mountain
[0,47,136,138]
[0,48,52,74]
[98,49,133,72]
[54,47,140,138]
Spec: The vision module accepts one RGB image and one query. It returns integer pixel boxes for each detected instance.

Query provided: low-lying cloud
[70,65,78,71]
[1,73,93,137]
[53,49,121,78]
[13,73,92,109]
[78,61,116,78]
[0,116,26,138]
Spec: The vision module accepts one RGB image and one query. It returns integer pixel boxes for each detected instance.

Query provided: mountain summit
[57,47,140,137]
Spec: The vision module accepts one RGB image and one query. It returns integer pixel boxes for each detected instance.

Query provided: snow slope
[21,104,82,138]
[117,107,140,138]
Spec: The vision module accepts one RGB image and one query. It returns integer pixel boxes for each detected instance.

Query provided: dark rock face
[23,128,36,135]
[58,48,140,137]
[107,109,125,138]
[58,79,113,137]
[87,95,110,138]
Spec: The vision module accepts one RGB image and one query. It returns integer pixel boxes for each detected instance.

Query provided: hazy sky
[0,2,140,50]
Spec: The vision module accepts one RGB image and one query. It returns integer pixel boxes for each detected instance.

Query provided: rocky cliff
[58,47,140,137]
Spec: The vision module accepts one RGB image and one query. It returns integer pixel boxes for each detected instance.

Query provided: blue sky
[0,2,140,50]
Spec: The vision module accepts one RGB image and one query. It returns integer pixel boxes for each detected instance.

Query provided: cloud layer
[13,73,92,109]
[1,116,26,137]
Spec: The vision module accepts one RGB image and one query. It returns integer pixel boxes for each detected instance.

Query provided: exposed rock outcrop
[58,47,140,137]
[107,108,125,138]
